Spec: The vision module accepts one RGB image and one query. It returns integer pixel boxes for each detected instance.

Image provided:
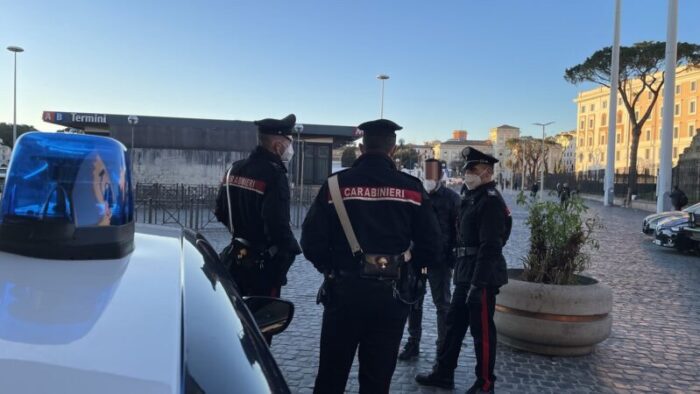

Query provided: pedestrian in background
[670,186,688,211]
[301,119,441,394]
[398,159,460,361]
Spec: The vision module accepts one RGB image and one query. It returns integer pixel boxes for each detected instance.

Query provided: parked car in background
[642,202,700,235]
[677,212,700,254]
[653,215,694,249]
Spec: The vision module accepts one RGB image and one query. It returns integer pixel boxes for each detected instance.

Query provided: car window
[181,230,288,394]
[685,203,700,213]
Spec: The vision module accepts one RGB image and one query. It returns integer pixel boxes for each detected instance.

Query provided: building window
[689,124,695,136]
[690,100,696,114]
[580,119,585,130]
[618,97,622,106]
[635,110,639,120]
[648,91,653,100]
[590,104,595,111]
[616,133,621,143]
[601,114,607,126]
[692,81,697,92]
[579,153,583,162]
[676,84,681,95]
[581,105,586,113]
[675,103,680,116]
[588,153,593,162]
[603,100,607,109]
[600,134,605,144]
[674,126,679,138]
[616,111,622,123]
[579,138,584,147]
[645,149,650,159]
[616,151,620,161]
[588,137,593,146]
[646,129,651,141]
[588,118,594,129]
[673,147,678,158]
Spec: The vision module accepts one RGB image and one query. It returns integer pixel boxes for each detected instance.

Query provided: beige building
[489,125,521,181]
[554,131,576,173]
[574,66,700,175]
[433,135,493,173]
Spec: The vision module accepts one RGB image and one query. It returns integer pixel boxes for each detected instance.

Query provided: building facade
[41,111,357,185]
[489,125,521,182]
[0,140,10,167]
[433,136,493,174]
[573,66,700,175]
[554,131,576,173]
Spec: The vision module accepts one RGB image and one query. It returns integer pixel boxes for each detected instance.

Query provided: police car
[642,202,700,235]
[0,132,294,394]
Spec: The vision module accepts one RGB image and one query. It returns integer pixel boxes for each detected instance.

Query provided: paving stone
[202,189,700,393]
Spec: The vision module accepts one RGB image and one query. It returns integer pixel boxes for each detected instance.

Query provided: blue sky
[1,0,699,143]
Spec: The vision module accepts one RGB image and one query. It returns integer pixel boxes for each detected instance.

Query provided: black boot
[398,341,419,361]
[466,380,494,394]
[415,369,454,389]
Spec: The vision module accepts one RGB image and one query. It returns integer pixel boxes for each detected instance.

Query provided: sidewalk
[578,193,657,213]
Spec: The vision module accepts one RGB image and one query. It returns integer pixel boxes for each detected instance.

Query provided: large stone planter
[494,268,612,356]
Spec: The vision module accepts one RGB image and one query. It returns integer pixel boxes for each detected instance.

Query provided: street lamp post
[127,116,139,174]
[377,74,389,118]
[533,122,554,200]
[7,46,24,147]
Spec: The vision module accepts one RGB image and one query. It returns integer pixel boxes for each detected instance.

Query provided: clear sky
[1,0,699,143]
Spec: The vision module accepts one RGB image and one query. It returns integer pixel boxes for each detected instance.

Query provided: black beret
[357,119,403,137]
[461,146,498,170]
[254,114,296,136]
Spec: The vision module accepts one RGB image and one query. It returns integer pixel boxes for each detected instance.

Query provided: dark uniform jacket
[454,181,511,287]
[214,147,301,280]
[300,153,441,274]
[429,185,461,267]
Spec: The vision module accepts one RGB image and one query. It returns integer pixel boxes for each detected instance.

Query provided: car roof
[0,228,183,394]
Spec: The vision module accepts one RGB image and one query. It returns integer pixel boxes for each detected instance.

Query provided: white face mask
[423,179,437,193]
[281,142,294,162]
[464,169,487,190]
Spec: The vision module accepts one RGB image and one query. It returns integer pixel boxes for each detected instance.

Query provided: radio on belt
[0,132,134,260]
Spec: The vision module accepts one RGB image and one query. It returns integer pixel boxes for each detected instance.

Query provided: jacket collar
[250,146,286,172]
[352,153,397,170]
[465,181,496,198]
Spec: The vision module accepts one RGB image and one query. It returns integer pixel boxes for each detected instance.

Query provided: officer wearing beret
[416,146,512,394]
[215,114,301,306]
[301,119,441,394]
[398,158,459,361]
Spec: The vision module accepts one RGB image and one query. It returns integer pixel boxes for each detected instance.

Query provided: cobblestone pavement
[203,189,700,394]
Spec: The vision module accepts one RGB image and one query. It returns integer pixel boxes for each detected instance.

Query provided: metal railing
[134,182,322,230]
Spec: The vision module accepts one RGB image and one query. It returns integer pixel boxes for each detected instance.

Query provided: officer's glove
[466,285,482,305]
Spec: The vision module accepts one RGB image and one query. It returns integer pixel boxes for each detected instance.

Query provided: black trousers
[406,265,452,348]
[229,266,280,344]
[435,284,497,391]
[314,276,409,394]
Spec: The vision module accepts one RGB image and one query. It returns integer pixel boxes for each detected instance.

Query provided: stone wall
[132,148,248,185]
[674,131,700,203]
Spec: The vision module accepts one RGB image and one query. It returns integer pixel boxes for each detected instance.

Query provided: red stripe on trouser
[481,288,492,391]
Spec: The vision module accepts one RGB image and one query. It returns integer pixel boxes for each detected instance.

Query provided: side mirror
[244,296,294,337]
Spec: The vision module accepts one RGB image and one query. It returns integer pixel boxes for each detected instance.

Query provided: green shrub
[516,192,601,285]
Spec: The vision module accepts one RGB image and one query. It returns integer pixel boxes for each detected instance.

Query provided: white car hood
[0,231,183,394]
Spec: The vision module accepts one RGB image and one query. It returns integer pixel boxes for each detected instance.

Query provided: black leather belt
[455,246,478,257]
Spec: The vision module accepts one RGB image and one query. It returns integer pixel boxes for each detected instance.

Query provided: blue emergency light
[0,132,134,259]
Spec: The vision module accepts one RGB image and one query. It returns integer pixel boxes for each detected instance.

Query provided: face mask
[464,169,487,190]
[423,179,437,193]
[281,142,294,162]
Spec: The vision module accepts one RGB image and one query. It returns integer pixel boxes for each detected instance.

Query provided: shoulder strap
[225,165,235,235]
[328,175,363,256]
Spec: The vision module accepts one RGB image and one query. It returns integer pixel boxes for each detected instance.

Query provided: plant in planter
[494,192,612,356]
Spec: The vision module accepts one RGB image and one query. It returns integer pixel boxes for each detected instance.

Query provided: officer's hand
[466,285,482,305]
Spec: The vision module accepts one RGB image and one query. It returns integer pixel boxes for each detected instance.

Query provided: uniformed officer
[398,159,460,361]
[215,114,301,301]
[301,119,441,394]
[416,146,511,394]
